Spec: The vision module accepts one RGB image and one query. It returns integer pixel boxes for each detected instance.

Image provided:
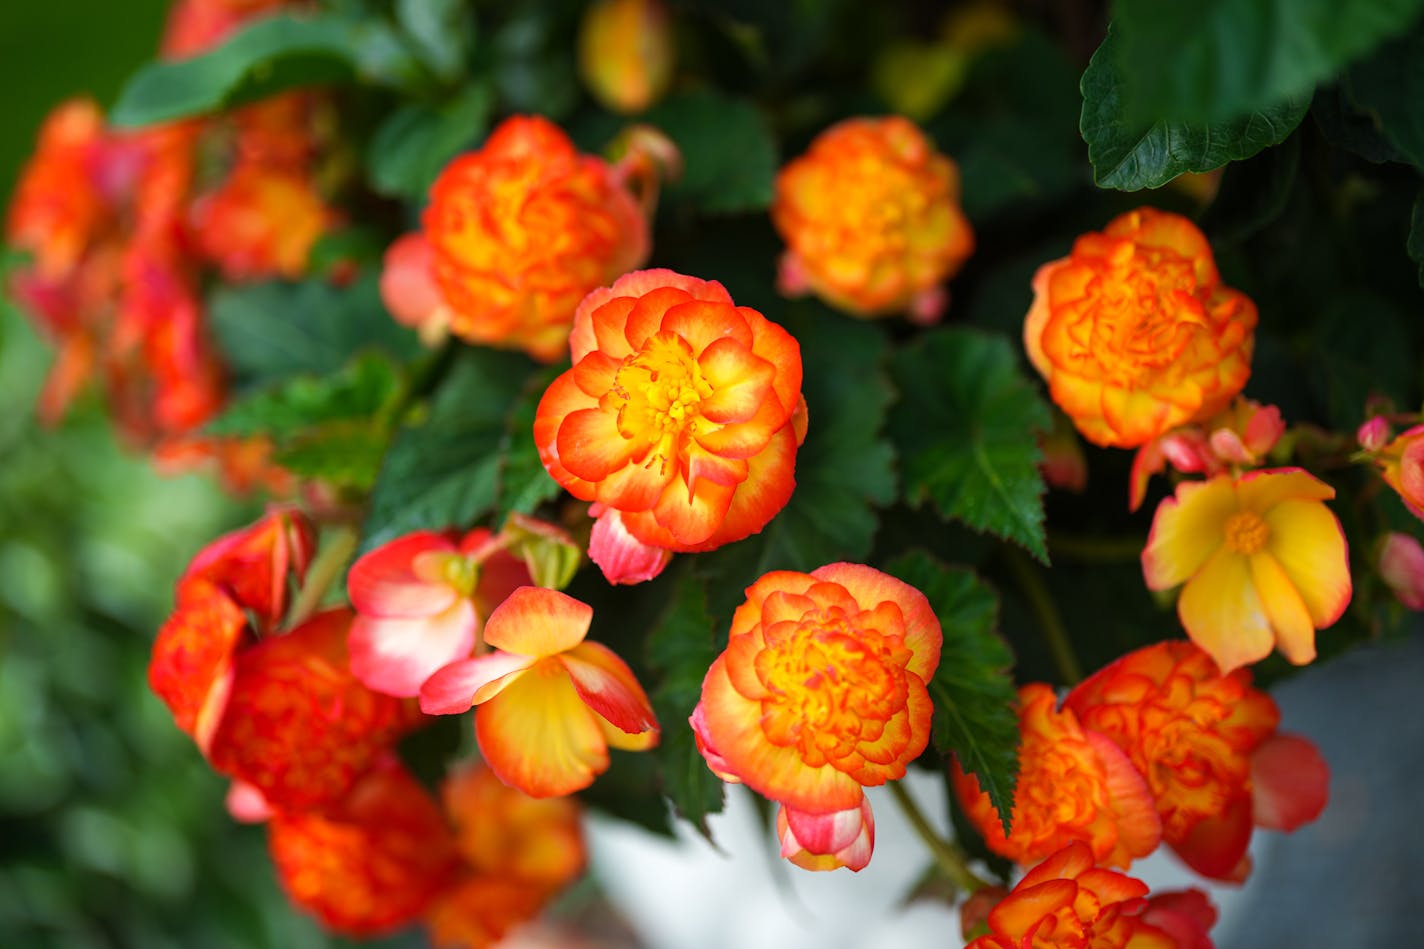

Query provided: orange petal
[1022,259,1063,381]
[811,562,942,682]
[1248,551,1317,665]
[572,349,622,398]
[557,407,643,483]
[561,641,659,737]
[699,424,799,550]
[697,337,776,425]
[1142,476,1236,591]
[476,660,609,797]
[988,879,1078,938]
[482,587,592,658]
[1264,499,1351,629]
[660,299,754,353]
[1177,550,1275,673]
[652,474,735,548]
[1085,729,1163,866]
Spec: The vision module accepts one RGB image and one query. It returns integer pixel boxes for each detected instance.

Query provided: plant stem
[1001,545,1083,685]
[286,524,359,630]
[887,780,991,895]
[1047,531,1144,564]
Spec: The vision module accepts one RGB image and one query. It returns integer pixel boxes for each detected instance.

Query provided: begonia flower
[1371,423,1424,520]
[420,115,650,362]
[1142,468,1351,672]
[1129,398,1286,512]
[953,683,1161,869]
[691,563,941,870]
[420,587,659,797]
[534,269,805,583]
[1024,207,1257,448]
[771,115,973,320]
[578,0,675,114]
[964,841,1194,949]
[191,162,338,280]
[347,528,533,698]
[1066,642,1329,882]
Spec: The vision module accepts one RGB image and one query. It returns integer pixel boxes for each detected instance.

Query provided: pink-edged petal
[811,562,942,682]
[1142,476,1237,591]
[476,661,609,797]
[1248,551,1317,665]
[697,337,776,425]
[1264,499,1352,628]
[597,454,673,512]
[560,641,659,737]
[660,299,754,353]
[419,652,535,714]
[1177,550,1275,674]
[588,508,672,585]
[572,350,622,399]
[652,475,735,549]
[483,586,592,657]
[784,799,867,855]
[989,880,1079,938]
[557,407,644,483]
[1085,728,1164,865]
[1251,733,1329,832]
[348,598,478,697]
[1236,466,1335,511]
[689,698,741,782]
[779,798,875,872]
[347,531,459,617]
[1170,793,1254,882]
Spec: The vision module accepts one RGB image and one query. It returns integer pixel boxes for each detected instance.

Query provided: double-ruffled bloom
[1024,207,1257,448]
[1066,641,1329,882]
[772,115,973,320]
[420,586,659,797]
[534,268,806,583]
[691,563,941,871]
[953,683,1161,869]
[1142,468,1351,672]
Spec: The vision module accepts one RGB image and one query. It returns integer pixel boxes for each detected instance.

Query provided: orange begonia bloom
[268,760,459,937]
[1066,642,1328,882]
[420,586,659,797]
[692,563,941,870]
[1142,468,1351,672]
[953,684,1161,870]
[772,116,973,320]
[422,115,650,362]
[578,0,675,114]
[965,842,1185,949]
[191,162,338,280]
[534,268,805,581]
[1024,207,1257,449]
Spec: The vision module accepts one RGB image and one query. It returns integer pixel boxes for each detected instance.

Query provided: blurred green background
[0,3,356,946]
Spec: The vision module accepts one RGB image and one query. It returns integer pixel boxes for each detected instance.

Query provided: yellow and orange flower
[1066,642,1328,882]
[578,0,675,114]
[534,268,805,580]
[772,116,973,320]
[692,563,941,870]
[964,841,1186,949]
[191,162,338,281]
[953,683,1161,870]
[420,586,659,797]
[1142,468,1351,672]
[422,115,650,362]
[1024,207,1257,448]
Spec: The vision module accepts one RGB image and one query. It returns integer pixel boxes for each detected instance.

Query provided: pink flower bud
[588,506,671,585]
[1357,415,1392,452]
[1379,531,1424,609]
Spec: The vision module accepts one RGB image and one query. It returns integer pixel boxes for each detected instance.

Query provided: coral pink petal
[379,232,446,329]
[1251,733,1329,832]
[476,665,608,797]
[226,780,274,824]
[1085,729,1163,865]
[1178,550,1275,674]
[608,267,733,304]
[419,653,534,715]
[482,586,593,657]
[347,531,459,617]
[348,599,478,698]
[561,641,659,736]
[1171,793,1254,882]
[588,508,672,585]
[784,799,867,855]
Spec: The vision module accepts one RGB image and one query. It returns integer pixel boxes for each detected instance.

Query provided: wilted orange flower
[1371,423,1424,520]
[1066,641,1328,882]
[534,268,805,582]
[422,115,650,362]
[1024,207,1257,449]
[268,759,459,937]
[578,0,675,114]
[207,608,423,811]
[421,587,659,797]
[965,842,1184,949]
[191,162,337,280]
[692,563,941,870]
[953,684,1161,869]
[772,116,973,321]
[1142,468,1351,672]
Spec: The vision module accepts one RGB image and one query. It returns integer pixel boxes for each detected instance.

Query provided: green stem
[1001,545,1083,686]
[285,524,359,630]
[1047,531,1145,564]
[887,781,991,894]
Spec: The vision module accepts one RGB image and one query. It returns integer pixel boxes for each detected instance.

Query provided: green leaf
[1109,0,1424,124]
[205,353,402,441]
[367,82,493,200]
[494,366,567,523]
[395,0,471,82]
[491,5,580,120]
[110,14,361,127]
[889,327,1050,563]
[1410,190,1424,289]
[886,551,1019,836]
[645,91,778,214]
[273,422,389,490]
[645,576,725,835]
[207,274,423,389]
[362,348,549,551]
[1347,27,1424,168]
[1081,28,1311,191]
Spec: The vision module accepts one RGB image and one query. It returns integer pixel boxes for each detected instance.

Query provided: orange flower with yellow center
[692,563,941,869]
[953,684,1161,869]
[423,115,649,362]
[1142,468,1352,672]
[535,268,805,571]
[1023,207,1257,448]
[772,115,973,320]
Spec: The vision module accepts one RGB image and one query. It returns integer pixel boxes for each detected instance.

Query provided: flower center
[1223,511,1269,555]
[611,331,713,452]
